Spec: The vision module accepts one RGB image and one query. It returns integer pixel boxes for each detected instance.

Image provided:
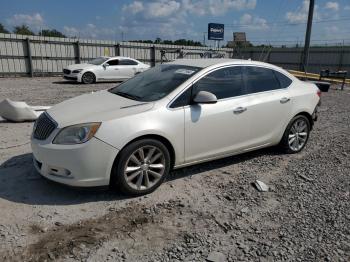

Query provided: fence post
[75,41,81,64]
[115,43,120,56]
[26,38,33,77]
[338,42,344,71]
[150,45,156,67]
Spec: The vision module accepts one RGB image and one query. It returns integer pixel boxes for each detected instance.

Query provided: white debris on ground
[0,98,50,122]
[253,180,269,192]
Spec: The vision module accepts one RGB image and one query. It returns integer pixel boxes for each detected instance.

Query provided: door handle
[233,107,247,114]
[280,97,290,104]
[114,68,119,70]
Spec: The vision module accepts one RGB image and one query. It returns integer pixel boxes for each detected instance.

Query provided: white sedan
[32,59,320,195]
[63,56,150,84]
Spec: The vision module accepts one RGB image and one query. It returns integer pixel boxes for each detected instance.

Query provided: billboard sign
[233,32,246,43]
[208,23,224,40]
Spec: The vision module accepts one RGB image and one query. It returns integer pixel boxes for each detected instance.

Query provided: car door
[240,66,293,147]
[100,59,120,80]
[118,59,139,78]
[183,66,254,163]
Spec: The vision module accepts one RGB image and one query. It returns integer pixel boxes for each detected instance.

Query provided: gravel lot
[0,77,349,262]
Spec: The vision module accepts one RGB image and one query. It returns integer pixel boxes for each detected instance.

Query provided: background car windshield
[109,64,201,102]
[88,57,108,65]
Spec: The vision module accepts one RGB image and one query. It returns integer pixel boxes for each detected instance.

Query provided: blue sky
[1,0,350,46]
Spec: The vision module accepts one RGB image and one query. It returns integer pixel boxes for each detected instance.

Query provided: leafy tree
[0,23,9,34]
[13,25,34,35]
[38,29,66,38]
[130,38,204,47]
[154,37,162,44]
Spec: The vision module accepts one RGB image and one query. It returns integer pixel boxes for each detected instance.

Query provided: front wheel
[111,139,171,196]
[280,115,310,154]
[81,72,95,84]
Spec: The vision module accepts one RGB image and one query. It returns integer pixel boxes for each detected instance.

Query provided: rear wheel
[280,115,310,153]
[81,72,95,84]
[111,139,170,196]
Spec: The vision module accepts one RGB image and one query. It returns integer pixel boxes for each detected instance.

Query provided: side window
[274,71,292,88]
[193,67,245,99]
[243,67,281,94]
[119,59,138,65]
[170,88,192,108]
[106,59,119,66]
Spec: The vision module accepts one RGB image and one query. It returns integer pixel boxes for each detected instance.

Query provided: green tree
[0,23,9,34]
[154,37,162,44]
[13,25,34,35]
[38,29,66,38]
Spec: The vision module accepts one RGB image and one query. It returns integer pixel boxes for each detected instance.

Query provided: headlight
[72,69,83,73]
[53,123,101,145]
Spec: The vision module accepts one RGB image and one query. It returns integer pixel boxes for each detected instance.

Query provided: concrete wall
[0,33,349,76]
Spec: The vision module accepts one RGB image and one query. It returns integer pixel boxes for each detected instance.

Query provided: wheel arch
[110,134,176,184]
[81,71,96,83]
[294,111,314,130]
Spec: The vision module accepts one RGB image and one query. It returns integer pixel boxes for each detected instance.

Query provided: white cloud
[63,26,79,37]
[285,0,320,23]
[325,1,339,11]
[208,0,257,16]
[122,1,144,14]
[240,13,269,30]
[122,0,257,18]
[119,0,257,41]
[63,24,116,39]
[146,1,181,18]
[7,13,44,29]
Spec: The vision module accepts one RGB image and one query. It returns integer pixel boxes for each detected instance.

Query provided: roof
[167,58,276,69]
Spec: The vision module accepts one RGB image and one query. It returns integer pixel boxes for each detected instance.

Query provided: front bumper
[31,137,119,187]
[63,75,78,81]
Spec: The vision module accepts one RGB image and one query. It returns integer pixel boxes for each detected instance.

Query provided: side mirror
[103,63,109,69]
[193,91,217,104]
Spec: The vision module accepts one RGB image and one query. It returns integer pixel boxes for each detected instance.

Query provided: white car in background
[32,59,320,196]
[63,56,150,84]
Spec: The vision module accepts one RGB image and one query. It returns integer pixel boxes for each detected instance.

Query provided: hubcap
[288,119,308,151]
[83,73,93,83]
[124,146,165,191]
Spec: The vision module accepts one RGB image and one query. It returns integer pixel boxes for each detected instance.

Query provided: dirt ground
[0,77,349,262]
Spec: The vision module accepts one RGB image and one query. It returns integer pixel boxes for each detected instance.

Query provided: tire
[111,139,171,196]
[81,72,95,84]
[280,115,311,154]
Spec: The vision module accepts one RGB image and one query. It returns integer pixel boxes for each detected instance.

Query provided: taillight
[317,90,321,98]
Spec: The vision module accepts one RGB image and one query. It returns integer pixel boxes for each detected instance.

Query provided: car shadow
[0,148,282,206]
[52,80,79,85]
[0,153,127,205]
[52,80,124,85]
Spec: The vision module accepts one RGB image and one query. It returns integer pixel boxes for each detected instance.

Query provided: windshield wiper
[115,91,141,101]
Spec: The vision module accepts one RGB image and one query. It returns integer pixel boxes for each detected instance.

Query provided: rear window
[119,59,138,65]
[274,71,292,88]
[243,67,281,94]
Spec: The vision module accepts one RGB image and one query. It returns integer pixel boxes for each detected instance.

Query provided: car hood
[47,90,154,127]
[65,63,98,70]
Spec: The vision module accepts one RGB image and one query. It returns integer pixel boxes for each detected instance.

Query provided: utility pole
[301,0,314,72]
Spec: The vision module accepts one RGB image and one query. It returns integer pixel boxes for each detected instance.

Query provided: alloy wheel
[288,118,309,151]
[124,146,165,191]
[82,73,94,84]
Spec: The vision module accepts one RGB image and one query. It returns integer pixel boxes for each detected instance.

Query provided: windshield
[88,57,108,65]
[109,64,201,102]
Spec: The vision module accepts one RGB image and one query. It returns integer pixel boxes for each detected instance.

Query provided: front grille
[33,113,57,140]
[63,69,71,74]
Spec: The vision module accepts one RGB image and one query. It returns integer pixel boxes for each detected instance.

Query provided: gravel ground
[0,77,349,262]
